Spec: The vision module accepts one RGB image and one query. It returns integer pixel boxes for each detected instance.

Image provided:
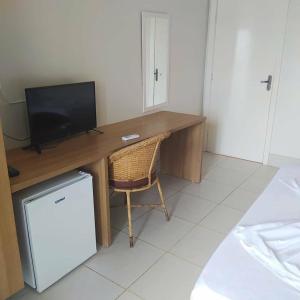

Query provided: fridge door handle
[54,197,66,204]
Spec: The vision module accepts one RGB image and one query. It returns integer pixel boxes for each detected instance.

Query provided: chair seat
[109,172,157,190]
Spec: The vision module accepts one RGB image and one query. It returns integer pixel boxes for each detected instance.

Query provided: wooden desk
[3,111,205,298]
[8,111,205,245]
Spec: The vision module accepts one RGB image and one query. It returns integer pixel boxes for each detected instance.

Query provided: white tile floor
[9,152,278,300]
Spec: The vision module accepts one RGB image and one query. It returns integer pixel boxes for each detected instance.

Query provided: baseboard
[268,153,300,168]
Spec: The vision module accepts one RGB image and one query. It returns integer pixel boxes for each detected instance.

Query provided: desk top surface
[7,111,205,193]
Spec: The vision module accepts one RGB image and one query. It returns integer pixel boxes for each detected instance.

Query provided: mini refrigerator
[13,171,97,293]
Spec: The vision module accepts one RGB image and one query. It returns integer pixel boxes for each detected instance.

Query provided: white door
[207,0,289,162]
[270,0,300,161]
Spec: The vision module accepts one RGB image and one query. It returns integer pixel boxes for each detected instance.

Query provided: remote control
[121,134,140,141]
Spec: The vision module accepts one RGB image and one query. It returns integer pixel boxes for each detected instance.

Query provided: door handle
[260,75,272,91]
[54,197,66,204]
[154,68,158,82]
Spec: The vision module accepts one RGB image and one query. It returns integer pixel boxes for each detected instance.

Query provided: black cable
[3,132,30,142]
[90,128,104,134]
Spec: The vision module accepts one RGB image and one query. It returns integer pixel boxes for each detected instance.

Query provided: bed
[191,165,300,300]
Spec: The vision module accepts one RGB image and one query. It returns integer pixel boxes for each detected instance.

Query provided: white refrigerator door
[25,176,96,292]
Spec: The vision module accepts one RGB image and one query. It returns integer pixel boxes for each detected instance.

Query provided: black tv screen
[25,81,96,146]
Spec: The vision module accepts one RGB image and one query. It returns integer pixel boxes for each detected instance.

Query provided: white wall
[0,0,209,149]
[269,0,300,166]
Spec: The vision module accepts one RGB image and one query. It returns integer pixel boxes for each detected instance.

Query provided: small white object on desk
[121,134,140,141]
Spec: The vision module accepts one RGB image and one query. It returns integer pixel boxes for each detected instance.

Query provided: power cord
[0,87,25,104]
[0,86,29,141]
[3,132,30,142]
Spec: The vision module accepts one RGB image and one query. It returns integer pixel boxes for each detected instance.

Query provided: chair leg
[157,178,170,221]
[126,191,134,247]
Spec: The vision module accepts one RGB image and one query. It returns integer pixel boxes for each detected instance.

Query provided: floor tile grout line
[163,250,204,269]
[163,183,259,214]
[177,188,233,205]
[114,290,128,300]
[85,233,175,299]
[189,159,264,234]
[112,214,195,254]
[124,249,203,297]
[163,205,220,255]
[203,169,259,188]
[134,203,217,251]
[206,163,264,211]
[221,202,249,213]
[124,198,218,250]
[114,202,218,258]
[124,249,167,294]
[126,179,224,254]
[172,177,259,211]
[111,184,185,233]
[202,153,226,173]
[115,288,144,300]
[84,264,128,290]
[114,184,197,235]
[110,186,204,261]
[165,249,204,269]
[117,229,208,269]
[124,250,204,298]
[214,163,278,214]
[215,161,262,172]
[132,226,194,254]
[199,223,233,235]
[205,154,262,174]
[127,200,221,260]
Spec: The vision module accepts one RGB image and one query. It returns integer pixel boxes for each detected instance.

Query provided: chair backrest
[109,132,170,185]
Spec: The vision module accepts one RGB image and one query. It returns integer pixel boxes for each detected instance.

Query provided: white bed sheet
[191,165,300,300]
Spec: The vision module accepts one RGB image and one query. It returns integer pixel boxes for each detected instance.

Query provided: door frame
[141,11,170,113]
[203,0,290,164]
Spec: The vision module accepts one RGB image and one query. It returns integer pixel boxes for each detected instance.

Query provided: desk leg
[85,158,111,247]
[0,122,24,300]
[160,123,204,183]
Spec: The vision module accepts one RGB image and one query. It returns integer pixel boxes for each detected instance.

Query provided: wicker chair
[108,132,171,247]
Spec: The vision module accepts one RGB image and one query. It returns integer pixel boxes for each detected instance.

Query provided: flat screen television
[25,81,97,149]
